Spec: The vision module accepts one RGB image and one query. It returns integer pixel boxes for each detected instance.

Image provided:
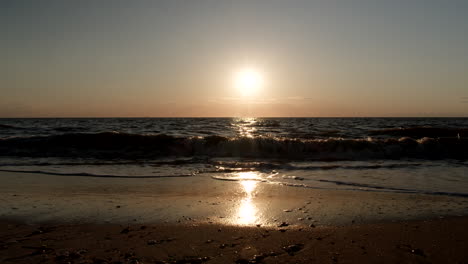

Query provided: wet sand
[1,171,468,263]
[1,171,468,226]
[1,217,468,263]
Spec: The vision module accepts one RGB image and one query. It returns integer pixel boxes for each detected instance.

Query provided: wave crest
[0,132,466,160]
[370,126,468,138]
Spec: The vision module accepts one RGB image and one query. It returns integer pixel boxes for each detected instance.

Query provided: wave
[370,126,468,138]
[0,157,210,168]
[209,173,468,198]
[254,120,281,127]
[0,124,21,129]
[0,169,194,178]
[0,132,467,160]
[53,126,86,132]
[269,180,468,198]
[212,161,426,172]
[316,179,468,198]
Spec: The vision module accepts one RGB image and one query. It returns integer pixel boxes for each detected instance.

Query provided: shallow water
[0,158,467,198]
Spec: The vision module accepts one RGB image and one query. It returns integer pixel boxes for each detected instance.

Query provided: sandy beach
[1,170,468,263]
[1,217,468,263]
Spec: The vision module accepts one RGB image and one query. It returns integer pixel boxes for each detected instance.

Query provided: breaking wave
[0,132,467,160]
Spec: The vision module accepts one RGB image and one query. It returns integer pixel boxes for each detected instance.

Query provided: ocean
[1,117,468,199]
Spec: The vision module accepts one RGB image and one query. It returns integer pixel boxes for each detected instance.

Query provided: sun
[234,68,264,96]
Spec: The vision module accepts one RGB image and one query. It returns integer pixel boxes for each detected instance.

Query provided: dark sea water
[1,118,467,197]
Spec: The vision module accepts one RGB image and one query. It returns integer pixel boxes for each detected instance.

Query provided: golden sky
[2,1,468,117]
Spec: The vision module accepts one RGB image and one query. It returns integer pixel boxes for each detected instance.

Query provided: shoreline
[1,216,468,263]
[2,171,468,226]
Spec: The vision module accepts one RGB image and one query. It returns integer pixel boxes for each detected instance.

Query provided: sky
[1,0,468,117]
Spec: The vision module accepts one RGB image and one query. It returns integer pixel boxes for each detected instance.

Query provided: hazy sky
[2,0,468,117]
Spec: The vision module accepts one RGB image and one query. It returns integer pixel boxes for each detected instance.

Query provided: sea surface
[1,117,467,198]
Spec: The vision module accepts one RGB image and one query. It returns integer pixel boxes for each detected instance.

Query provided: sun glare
[234,68,264,96]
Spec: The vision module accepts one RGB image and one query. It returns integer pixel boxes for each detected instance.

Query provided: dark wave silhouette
[0,124,21,129]
[0,132,467,160]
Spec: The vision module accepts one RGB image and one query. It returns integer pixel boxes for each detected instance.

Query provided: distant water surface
[1,117,468,139]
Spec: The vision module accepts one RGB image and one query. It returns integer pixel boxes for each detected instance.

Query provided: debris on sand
[397,244,427,257]
[283,244,304,255]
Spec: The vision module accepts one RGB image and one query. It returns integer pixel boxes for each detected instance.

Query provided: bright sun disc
[234,68,264,96]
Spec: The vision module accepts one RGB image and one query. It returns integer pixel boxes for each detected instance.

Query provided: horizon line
[1,116,468,119]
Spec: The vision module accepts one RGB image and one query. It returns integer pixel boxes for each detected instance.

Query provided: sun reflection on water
[236,172,260,225]
[233,117,257,138]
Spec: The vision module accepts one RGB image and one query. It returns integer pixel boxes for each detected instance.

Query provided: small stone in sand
[411,248,426,257]
[248,254,266,263]
[283,244,304,255]
[235,258,249,264]
[147,240,158,245]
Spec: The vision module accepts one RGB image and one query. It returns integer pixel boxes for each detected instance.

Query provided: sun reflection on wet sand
[236,172,260,225]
